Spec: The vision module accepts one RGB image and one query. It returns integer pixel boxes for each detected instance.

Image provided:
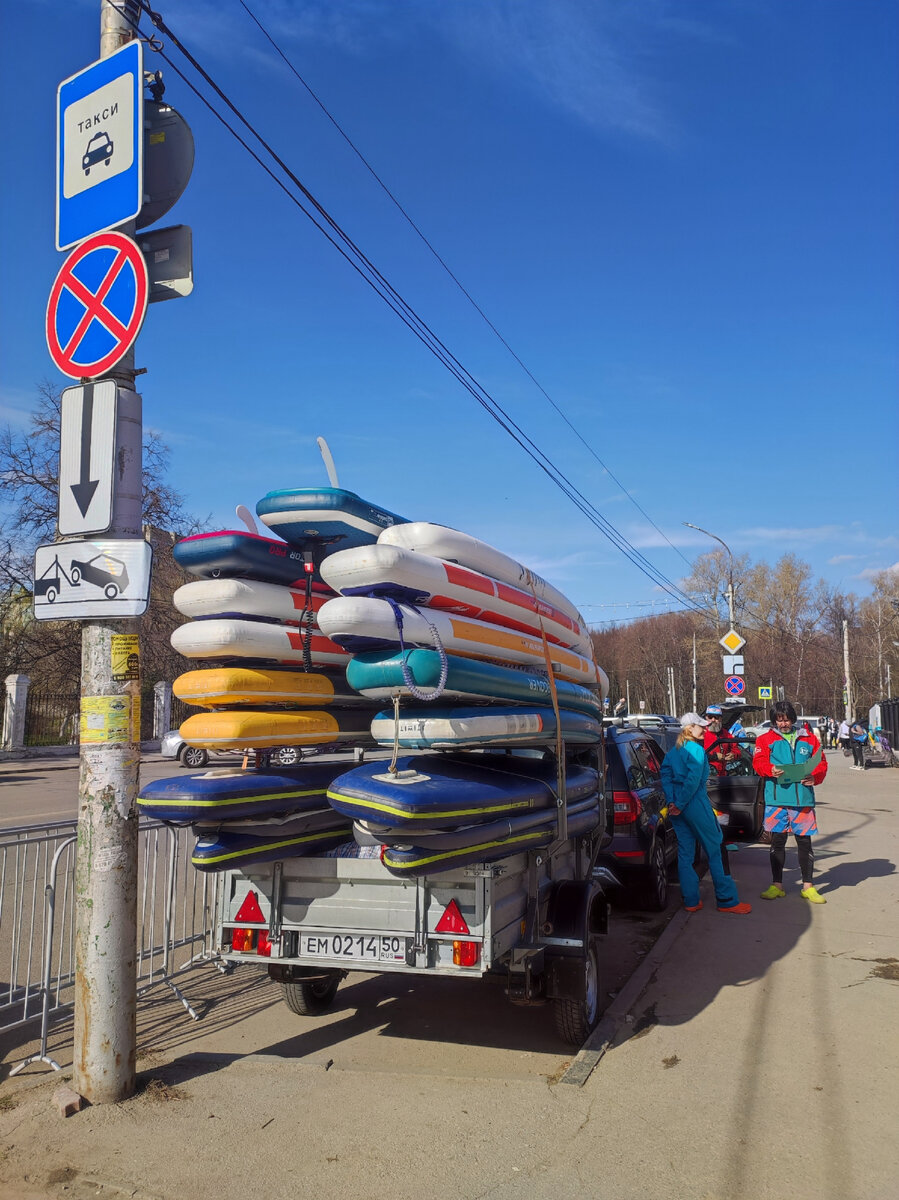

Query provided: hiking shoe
[718,902,752,914]
[684,901,703,912]
[801,885,826,904]
[761,884,786,900]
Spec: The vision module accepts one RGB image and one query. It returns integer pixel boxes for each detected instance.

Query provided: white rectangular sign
[33,540,152,620]
[723,654,745,676]
[58,381,118,536]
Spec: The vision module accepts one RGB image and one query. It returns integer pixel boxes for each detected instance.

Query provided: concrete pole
[843,619,853,721]
[692,634,697,712]
[72,0,143,1106]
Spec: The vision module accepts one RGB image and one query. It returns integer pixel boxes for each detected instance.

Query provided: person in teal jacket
[660,714,752,914]
[753,700,828,903]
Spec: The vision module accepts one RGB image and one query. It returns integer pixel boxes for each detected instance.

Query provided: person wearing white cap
[659,713,752,914]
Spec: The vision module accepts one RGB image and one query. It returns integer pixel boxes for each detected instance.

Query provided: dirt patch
[0,1097,17,1113]
[137,1077,189,1103]
[662,1054,680,1069]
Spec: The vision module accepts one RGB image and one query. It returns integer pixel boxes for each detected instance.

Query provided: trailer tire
[280,974,341,1016]
[553,939,600,1046]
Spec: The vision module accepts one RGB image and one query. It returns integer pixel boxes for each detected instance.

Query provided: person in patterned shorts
[752,701,828,904]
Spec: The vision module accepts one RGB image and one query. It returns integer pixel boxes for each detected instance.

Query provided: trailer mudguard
[541,879,608,947]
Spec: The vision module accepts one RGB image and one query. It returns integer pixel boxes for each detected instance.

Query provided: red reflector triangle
[435,899,470,935]
[234,890,265,923]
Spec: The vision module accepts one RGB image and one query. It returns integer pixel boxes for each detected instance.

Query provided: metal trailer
[215,748,613,1045]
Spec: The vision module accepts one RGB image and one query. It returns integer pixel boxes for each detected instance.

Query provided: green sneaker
[761,884,786,900]
[801,885,826,904]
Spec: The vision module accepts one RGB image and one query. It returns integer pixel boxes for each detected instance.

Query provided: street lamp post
[683,522,735,627]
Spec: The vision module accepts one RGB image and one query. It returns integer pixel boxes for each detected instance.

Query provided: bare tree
[0,382,205,688]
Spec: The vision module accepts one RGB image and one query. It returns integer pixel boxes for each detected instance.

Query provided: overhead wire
[128,3,705,613]
[236,0,694,570]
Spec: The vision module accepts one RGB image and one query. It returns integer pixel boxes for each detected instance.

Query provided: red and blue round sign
[46,231,148,379]
[724,675,745,697]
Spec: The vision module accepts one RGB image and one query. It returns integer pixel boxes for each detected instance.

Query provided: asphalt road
[0,750,244,827]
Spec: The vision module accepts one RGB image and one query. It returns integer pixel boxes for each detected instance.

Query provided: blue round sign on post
[46,231,148,379]
[725,675,745,697]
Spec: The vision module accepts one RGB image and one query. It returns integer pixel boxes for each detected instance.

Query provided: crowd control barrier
[0,817,222,1075]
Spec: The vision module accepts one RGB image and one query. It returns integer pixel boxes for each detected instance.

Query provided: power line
[236,0,694,570]
[128,3,705,613]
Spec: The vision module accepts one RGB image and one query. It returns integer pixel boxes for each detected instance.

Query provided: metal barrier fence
[0,817,222,1074]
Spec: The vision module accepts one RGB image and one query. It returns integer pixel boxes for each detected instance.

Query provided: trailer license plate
[301,933,406,963]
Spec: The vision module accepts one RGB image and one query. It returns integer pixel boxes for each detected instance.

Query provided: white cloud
[740,525,844,544]
[857,562,899,581]
[828,554,861,565]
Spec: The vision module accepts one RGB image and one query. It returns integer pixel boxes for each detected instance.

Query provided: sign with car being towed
[33,539,152,620]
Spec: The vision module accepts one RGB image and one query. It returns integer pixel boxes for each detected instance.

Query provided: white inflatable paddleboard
[320,543,592,656]
[173,578,330,625]
[171,618,350,668]
[378,522,586,630]
[317,596,602,688]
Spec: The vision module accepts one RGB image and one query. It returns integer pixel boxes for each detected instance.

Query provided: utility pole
[692,633,697,711]
[72,0,143,1105]
[843,619,853,721]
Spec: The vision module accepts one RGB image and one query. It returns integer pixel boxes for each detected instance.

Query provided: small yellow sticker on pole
[111,634,140,681]
[80,696,131,744]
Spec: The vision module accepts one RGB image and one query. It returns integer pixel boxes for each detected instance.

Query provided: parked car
[743,719,772,742]
[160,729,302,769]
[596,724,677,910]
[604,713,681,753]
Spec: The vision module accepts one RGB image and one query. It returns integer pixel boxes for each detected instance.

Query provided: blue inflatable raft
[326,753,598,829]
[192,822,352,872]
[256,488,407,550]
[137,761,349,823]
[173,530,328,587]
[379,797,600,878]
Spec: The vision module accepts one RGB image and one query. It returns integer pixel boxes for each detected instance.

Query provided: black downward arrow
[71,383,99,517]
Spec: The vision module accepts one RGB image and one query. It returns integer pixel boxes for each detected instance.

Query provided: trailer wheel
[553,940,600,1046]
[280,974,341,1016]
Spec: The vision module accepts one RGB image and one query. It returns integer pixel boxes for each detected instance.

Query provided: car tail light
[613,789,642,825]
[453,940,480,967]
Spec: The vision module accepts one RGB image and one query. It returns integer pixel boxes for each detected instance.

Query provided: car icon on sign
[83,131,114,174]
[69,553,129,599]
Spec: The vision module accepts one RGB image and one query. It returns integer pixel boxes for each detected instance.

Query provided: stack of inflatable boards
[140,488,409,870]
[316,521,610,876]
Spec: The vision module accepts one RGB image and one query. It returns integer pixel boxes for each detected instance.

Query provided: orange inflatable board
[172,667,367,709]
[179,709,373,749]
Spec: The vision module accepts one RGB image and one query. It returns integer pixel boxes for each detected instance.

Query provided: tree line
[591,551,898,720]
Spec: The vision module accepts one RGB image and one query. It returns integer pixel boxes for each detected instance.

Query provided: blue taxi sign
[56,41,143,251]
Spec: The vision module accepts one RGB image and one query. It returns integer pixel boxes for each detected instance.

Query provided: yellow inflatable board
[173,667,361,709]
[179,709,373,749]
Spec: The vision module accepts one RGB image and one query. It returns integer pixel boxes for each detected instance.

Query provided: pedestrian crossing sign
[758,686,772,699]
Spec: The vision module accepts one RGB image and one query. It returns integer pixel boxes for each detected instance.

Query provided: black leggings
[851,740,865,767]
[770,832,814,885]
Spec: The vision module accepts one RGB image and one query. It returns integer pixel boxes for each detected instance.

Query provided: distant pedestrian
[849,719,868,770]
[753,701,828,904]
[613,696,627,717]
[660,713,752,915]
[838,717,851,756]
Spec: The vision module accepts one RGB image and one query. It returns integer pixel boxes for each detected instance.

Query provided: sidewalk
[0,751,895,1200]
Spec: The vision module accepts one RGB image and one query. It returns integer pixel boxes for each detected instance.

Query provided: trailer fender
[540,879,608,950]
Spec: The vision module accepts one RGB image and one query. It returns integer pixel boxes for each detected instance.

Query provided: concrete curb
[559,908,691,1086]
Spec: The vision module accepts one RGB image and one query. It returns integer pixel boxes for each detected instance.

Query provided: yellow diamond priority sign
[719,628,745,654]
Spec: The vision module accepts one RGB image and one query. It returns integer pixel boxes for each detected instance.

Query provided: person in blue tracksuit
[660,713,752,914]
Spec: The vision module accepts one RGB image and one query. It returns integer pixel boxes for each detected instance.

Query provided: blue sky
[1,0,896,624]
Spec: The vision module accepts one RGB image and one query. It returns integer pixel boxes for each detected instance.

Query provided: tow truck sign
[33,539,152,620]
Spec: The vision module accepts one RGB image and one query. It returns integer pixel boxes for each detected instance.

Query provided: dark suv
[597,724,677,910]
